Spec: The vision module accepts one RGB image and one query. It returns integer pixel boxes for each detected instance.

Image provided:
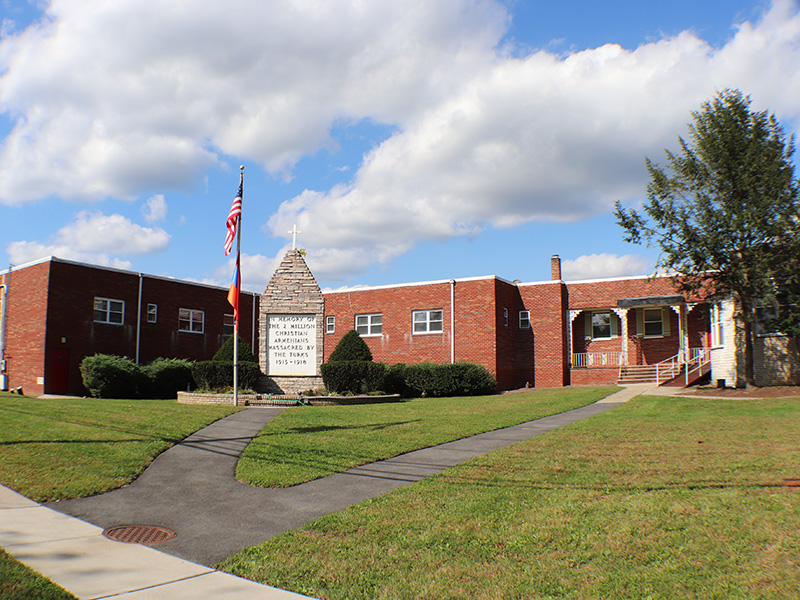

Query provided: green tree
[615,89,800,387]
[328,329,373,362]
[213,333,258,363]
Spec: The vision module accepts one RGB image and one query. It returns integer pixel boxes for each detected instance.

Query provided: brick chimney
[551,255,562,280]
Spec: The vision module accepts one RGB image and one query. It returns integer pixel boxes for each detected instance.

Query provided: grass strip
[236,386,616,487]
[0,548,77,600]
[0,394,239,501]
[221,395,800,600]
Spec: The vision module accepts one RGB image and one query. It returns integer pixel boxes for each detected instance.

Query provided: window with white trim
[755,299,782,337]
[94,297,124,325]
[147,303,157,323]
[413,309,443,334]
[223,314,234,339]
[591,311,612,339]
[711,303,724,347]
[179,308,204,333]
[326,316,335,334]
[519,310,530,329]
[643,308,664,337]
[356,313,382,336]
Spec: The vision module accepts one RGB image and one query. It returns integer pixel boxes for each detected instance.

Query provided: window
[711,303,724,347]
[147,303,157,323]
[413,309,443,334]
[356,313,382,336]
[643,308,664,337]
[755,299,782,336]
[519,310,531,329]
[326,315,335,334]
[504,308,509,327]
[591,311,612,339]
[223,314,234,339]
[94,297,124,325]
[179,308,204,333]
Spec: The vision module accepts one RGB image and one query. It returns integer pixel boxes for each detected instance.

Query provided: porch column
[568,310,582,366]
[670,304,685,362]
[612,307,629,365]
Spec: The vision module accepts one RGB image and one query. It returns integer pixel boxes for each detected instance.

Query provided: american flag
[224,175,243,256]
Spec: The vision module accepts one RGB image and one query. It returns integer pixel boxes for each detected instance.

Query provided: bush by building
[386,362,496,398]
[80,354,144,399]
[191,361,262,392]
[140,358,194,398]
[212,334,258,363]
[328,329,373,362]
[320,361,386,394]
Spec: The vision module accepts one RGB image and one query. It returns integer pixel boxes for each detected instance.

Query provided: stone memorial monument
[259,243,325,394]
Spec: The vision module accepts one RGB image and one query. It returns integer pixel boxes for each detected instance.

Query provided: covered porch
[568,295,711,386]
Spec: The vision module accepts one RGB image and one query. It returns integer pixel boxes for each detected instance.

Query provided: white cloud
[142,194,167,223]
[266,1,800,279]
[7,210,170,267]
[212,251,283,294]
[0,0,506,204]
[561,253,652,281]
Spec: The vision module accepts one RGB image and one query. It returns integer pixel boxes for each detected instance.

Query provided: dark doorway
[50,349,70,394]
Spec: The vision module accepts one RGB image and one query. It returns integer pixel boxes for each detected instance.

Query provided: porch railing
[572,351,624,368]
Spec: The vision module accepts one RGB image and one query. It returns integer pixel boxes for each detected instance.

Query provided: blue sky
[0,0,796,293]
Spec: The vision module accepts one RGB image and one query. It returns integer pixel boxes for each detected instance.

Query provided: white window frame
[94,297,124,325]
[356,313,382,336]
[643,308,664,338]
[223,313,235,339]
[591,311,612,340]
[519,310,531,329]
[179,308,205,333]
[711,303,724,347]
[412,309,443,334]
[146,303,157,323]
[326,315,335,334]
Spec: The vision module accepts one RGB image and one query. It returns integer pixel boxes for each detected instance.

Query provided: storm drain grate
[103,525,177,545]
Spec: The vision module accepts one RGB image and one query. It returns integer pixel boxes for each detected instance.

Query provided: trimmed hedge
[328,329,373,362]
[212,334,258,363]
[385,362,496,398]
[192,361,262,392]
[140,358,194,398]
[80,354,144,399]
[320,361,386,394]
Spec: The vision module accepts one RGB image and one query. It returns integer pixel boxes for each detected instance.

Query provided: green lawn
[221,395,800,600]
[236,387,615,487]
[0,394,240,501]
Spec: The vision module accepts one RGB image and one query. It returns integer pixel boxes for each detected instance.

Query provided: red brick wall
[5,259,259,396]
[1,262,50,396]
[567,276,680,309]
[519,281,568,387]
[324,278,530,389]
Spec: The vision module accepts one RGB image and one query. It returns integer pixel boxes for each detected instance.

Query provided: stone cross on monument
[289,224,301,250]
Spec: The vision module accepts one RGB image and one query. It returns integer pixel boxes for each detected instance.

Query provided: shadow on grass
[280,420,420,435]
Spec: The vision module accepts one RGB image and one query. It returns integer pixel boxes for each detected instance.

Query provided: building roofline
[0,255,258,295]
[323,274,517,294]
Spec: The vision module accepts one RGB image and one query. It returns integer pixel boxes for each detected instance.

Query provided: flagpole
[233,166,243,407]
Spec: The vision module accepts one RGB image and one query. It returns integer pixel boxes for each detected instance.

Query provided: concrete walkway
[1,386,653,599]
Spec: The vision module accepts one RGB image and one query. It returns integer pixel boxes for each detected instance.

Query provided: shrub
[80,354,143,398]
[141,358,194,398]
[386,362,496,398]
[320,361,386,394]
[212,334,258,363]
[192,361,262,392]
[328,329,373,362]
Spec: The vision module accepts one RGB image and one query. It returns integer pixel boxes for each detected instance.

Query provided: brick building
[1,253,796,396]
[0,257,259,396]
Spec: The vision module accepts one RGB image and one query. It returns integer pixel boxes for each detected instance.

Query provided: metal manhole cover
[103,525,177,545]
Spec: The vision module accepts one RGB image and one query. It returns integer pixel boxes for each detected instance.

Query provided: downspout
[0,275,8,391]
[450,279,455,364]
[135,273,143,364]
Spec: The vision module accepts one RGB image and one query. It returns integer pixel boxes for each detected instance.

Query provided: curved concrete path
[2,385,650,598]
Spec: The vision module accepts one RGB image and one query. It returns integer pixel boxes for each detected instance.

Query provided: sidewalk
[1,386,649,599]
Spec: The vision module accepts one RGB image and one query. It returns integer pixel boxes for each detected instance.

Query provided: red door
[50,349,70,395]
